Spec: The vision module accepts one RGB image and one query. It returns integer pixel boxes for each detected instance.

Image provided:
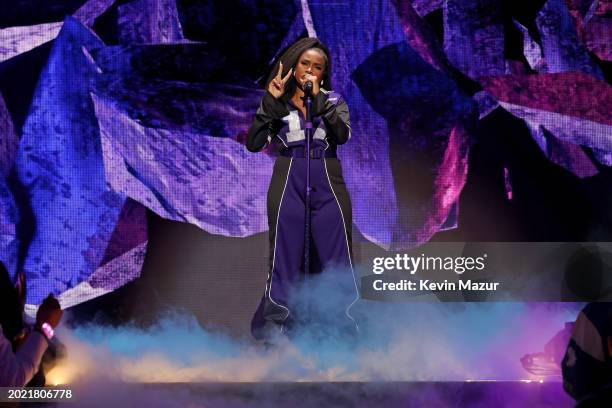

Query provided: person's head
[292,47,328,91]
[266,38,332,99]
[0,262,24,344]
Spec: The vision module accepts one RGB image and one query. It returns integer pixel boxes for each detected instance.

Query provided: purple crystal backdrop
[13,17,148,304]
[0,0,610,307]
[0,2,609,405]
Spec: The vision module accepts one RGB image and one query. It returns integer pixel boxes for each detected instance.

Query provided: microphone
[304,81,313,95]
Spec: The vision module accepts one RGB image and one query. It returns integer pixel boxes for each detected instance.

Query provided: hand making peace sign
[267,62,293,99]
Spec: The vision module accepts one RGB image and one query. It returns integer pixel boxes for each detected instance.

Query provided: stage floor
[55,381,575,407]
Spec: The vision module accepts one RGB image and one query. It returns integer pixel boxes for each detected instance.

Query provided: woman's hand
[303,73,320,96]
[36,294,63,329]
[267,62,293,99]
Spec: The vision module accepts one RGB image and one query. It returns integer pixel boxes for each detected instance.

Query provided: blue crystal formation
[16,17,147,303]
[0,93,19,279]
[0,93,18,175]
[117,0,185,44]
[0,176,19,281]
[88,42,271,236]
[91,89,272,237]
[443,0,506,79]
[536,0,603,78]
[307,0,427,248]
[310,0,475,248]
[73,0,116,27]
[0,0,609,306]
[0,22,63,64]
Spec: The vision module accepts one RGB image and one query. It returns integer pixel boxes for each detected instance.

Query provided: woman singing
[247,38,358,340]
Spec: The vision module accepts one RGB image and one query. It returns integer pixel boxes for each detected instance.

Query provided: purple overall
[247,89,359,339]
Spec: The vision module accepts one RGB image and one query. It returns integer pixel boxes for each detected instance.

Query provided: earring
[321,79,324,86]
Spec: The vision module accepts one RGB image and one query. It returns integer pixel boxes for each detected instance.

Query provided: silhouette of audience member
[0,262,63,386]
[562,302,612,407]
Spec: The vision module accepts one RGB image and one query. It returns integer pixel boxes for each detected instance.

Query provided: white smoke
[44,271,581,406]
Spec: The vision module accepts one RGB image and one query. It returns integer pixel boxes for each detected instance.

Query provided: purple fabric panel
[565,0,611,62]
[593,149,612,167]
[89,242,147,291]
[91,45,258,136]
[89,242,148,291]
[97,198,148,268]
[306,0,411,249]
[16,17,147,304]
[54,241,148,309]
[91,93,272,237]
[393,0,449,72]
[546,130,599,178]
[0,22,63,63]
[88,199,148,290]
[443,0,506,79]
[307,0,476,248]
[536,0,603,77]
[0,93,18,175]
[566,0,597,20]
[481,73,612,167]
[117,0,185,44]
[583,0,612,62]
[480,73,612,125]
[0,93,21,280]
[526,123,599,178]
[473,91,499,119]
[0,177,19,280]
[346,3,475,249]
[73,0,117,27]
[411,0,443,17]
[90,44,274,237]
[513,20,546,72]
[390,1,473,247]
[392,121,471,246]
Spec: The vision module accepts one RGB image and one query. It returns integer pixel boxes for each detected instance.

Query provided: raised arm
[0,326,47,387]
[312,92,351,145]
[247,62,292,152]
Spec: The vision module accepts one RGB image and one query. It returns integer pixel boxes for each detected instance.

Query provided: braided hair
[265,37,333,101]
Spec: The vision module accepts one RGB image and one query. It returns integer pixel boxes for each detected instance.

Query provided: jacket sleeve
[312,92,351,145]
[246,91,290,152]
[0,325,48,387]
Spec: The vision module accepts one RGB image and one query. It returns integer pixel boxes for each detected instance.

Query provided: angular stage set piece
[15,18,148,305]
[0,0,607,312]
